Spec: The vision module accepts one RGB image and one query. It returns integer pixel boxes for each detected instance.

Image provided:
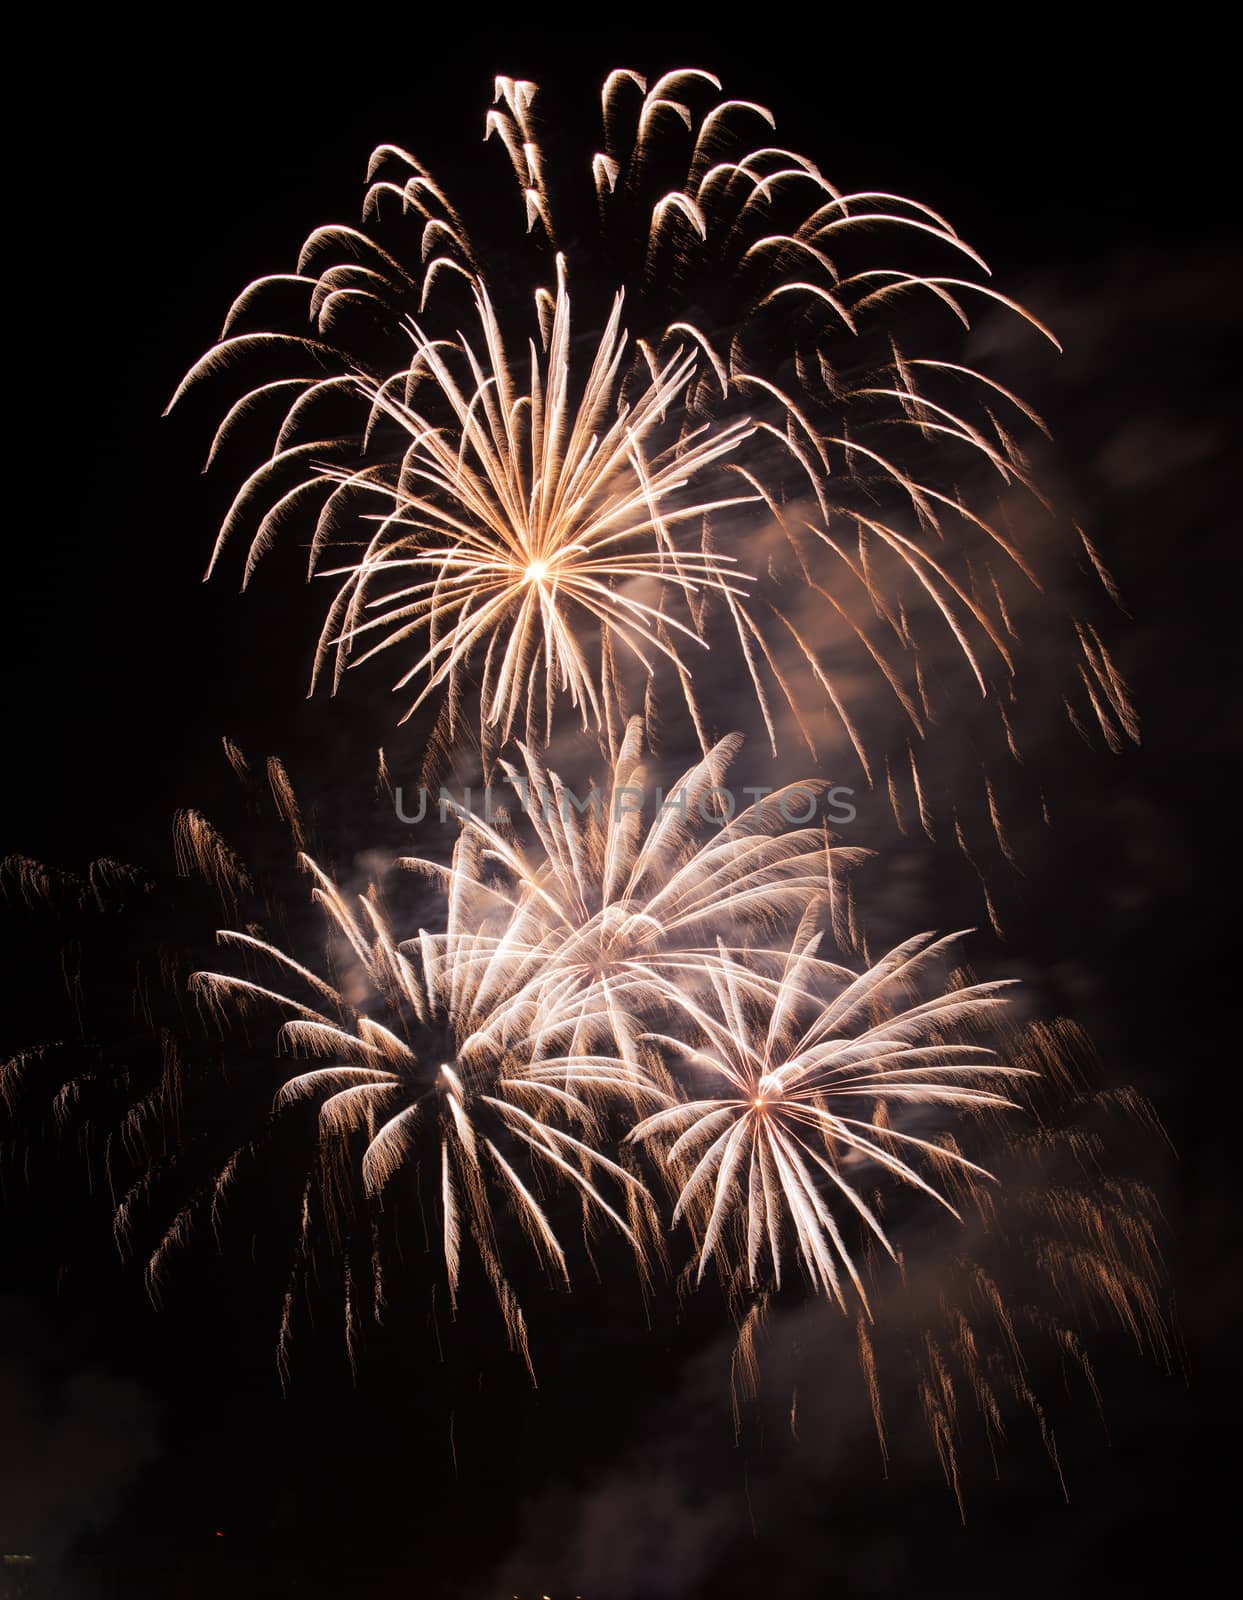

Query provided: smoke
[485,1106,1173,1599]
[476,232,1239,1586]
[484,1323,748,1600]
[0,1299,160,1591]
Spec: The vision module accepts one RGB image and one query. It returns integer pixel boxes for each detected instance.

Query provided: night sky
[4,28,1238,1600]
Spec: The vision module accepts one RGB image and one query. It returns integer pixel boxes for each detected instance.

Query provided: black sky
[3,26,1239,1600]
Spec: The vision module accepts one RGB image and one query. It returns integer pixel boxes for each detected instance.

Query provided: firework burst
[630,924,1026,1304]
[191,847,655,1374]
[171,68,1127,781]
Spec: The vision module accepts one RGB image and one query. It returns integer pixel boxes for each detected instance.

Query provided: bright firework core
[525,561,549,584]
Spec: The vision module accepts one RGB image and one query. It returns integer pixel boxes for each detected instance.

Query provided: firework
[629,924,1026,1304]
[171,69,1125,778]
[191,848,653,1373]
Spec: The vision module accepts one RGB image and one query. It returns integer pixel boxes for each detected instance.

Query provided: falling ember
[856,1316,889,1475]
